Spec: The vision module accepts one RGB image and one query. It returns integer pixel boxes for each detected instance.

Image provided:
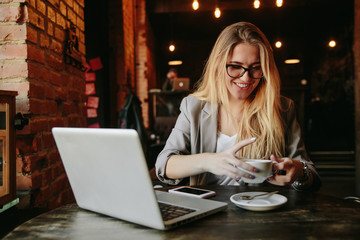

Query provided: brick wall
[0,0,86,209]
[108,0,156,128]
[135,0,156,128]
[0,0,157,209]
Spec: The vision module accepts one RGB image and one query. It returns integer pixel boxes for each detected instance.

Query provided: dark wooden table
[4,185,360,239]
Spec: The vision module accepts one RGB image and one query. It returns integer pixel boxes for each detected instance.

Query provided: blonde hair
[192,22,285,159]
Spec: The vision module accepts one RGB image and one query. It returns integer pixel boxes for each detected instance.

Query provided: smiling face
[225,42,262,104]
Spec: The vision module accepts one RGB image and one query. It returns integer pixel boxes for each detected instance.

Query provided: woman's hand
[267,155,304,186]
[204,137,259,181]
[165,137,258,181]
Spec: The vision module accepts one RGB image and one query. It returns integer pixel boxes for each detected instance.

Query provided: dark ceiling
[147,0,354,88]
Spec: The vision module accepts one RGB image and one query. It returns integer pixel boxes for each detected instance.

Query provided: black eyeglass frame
[225,64,263,79]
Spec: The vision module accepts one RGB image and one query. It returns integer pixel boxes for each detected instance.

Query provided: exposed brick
[51,175,68,197]
[0,44,27,59]
[47,21,54,36]
[44,100,58,115]
[15,97,30,113]
[59,1,66,16]
[0,5,22,22]
[50,38,63,54]
[31,135,41,152]
[3,0,87,209]
[56,12,66,28]
[27,44,45,63]
[76,16,84,31]
[42,168,53,185]
[0,25,26,41]
[48,70,61,86]
[76,0,84,8]
[31,171,43,189]
[52,162,65,178]
[67,8,76,24]
[29,98,43,114]
[26,25,38,43]
[47,0,60,8]
[54,86,66,100]
[79,31,84,44]
[54,26,65,41]
[30,118,50,133]
[29,81,46,98]
[26,151,47,171]
[0,80,29,98]
[47,5,55,22]
[49,117,65,128]
[47,52,63,71]
[16,135,36,155]
[39,32,49,48]
[0,60,28,78]
[36,0,46,15]
[16,152,23,173]
[28,7,45,30]
[64,0,73,8]
[16,175,32,190]
[28,62,49,82]
[28,0,36,7]
[45,84,56,99]
[43,131,55,148]
[78,41,85,55]
[73,1,79,16]
[27,61,39,79]
[59,187,75,205]
[38,65,49,81]
[34,185,51,206]
[78,6,84,19]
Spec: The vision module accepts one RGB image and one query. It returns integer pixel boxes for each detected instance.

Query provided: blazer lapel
[199,101,218,153]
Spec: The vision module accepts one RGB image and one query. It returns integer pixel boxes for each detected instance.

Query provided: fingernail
[235,176,241,181]
[250,175,256,179]
[250,137,256,141]
[254,168,260,173]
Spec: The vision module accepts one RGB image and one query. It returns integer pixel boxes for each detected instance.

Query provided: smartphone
[168,186,216,199]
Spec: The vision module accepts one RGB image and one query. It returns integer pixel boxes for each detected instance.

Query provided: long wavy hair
[192,22,285,159]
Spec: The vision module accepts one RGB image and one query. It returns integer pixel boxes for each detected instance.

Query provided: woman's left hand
[267,155,304,186]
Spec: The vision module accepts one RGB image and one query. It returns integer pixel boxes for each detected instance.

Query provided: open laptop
[52,127,227,230]
[172,77,190,91]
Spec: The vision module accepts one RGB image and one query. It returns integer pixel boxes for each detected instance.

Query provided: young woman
[155,22,321,190]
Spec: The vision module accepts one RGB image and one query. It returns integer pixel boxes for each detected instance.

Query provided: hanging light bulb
[254,0,260,9]
[214,7,221,18]
[169,44,175,52]
[192,0,199,10]
[275,41,282,48]
[329,40,336,48]
[276,0,283,7]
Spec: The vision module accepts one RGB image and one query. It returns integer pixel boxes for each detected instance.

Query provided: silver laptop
[172,77,190,91]
[52,127,227,230]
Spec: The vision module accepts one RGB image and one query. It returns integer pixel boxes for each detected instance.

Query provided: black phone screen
[175,187,210,195]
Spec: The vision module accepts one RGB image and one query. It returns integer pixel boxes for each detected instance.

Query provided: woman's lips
[234,81,253,89]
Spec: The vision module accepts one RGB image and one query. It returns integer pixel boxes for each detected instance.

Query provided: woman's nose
[240,70,252,81]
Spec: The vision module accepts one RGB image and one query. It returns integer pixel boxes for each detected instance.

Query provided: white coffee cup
[237,159,273,184]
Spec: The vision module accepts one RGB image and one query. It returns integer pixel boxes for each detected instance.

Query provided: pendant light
[192,0,199,10]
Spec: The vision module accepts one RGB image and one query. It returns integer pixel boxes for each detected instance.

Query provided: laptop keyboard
[158,202,196,221]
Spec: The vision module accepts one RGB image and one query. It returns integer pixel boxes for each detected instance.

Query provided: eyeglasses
[226,64,263,79]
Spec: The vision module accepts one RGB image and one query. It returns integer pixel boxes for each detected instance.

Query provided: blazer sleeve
[282,98,321,190]
[155,96,194,185]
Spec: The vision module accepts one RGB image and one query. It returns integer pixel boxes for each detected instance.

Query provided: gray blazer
[155,95,320,187]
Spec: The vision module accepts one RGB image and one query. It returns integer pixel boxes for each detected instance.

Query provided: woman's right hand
[204,137,259,181]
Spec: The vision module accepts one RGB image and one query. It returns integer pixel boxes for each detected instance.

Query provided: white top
[207,132,244,185]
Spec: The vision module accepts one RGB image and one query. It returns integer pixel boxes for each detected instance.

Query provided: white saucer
[230,192,288,211]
